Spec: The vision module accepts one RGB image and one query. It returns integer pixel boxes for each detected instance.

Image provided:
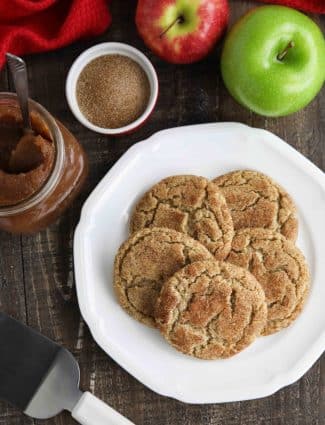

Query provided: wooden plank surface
[0,1,324,424]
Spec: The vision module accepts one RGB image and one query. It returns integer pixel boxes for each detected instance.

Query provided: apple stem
[159,15,184,38]
[277,41,295,61]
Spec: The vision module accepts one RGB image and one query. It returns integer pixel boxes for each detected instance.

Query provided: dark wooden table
[0,1,324,424]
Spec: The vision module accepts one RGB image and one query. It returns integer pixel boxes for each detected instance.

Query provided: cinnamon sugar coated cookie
[155,260,267,359]
[227,228,310,335]
[213,170,298,241]
[130,175,234,260]
[114,227,214,327]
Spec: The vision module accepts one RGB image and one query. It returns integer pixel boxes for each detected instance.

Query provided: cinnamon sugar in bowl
[66,43,159,135]
[77,55,150,129]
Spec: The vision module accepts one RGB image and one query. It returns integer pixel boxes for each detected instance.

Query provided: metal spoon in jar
[6,52,33,134]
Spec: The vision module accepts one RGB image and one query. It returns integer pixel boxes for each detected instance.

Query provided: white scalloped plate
[74,123,325,403]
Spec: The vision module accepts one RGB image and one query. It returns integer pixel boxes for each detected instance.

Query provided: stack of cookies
[114,171,310,359]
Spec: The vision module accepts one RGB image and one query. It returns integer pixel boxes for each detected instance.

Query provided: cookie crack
[230,289,236,316]
[193,311,225,357]
[132,184,232,255]
[216,174,296,237]
[165,266,264,357]
[229,233,309,331]
[124,287,155,320]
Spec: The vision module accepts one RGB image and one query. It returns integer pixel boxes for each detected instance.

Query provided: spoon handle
[6,53,32,131]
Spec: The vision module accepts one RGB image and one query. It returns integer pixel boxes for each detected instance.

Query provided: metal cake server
[0,313,134,424]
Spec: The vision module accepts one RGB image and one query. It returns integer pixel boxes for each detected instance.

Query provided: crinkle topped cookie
[213,170,298,241]
[155,260,267,359]
[114,227,214,327]
[130,175,234,260]
[227,228,310,335]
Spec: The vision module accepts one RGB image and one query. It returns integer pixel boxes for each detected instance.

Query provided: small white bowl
[66,42,159,135]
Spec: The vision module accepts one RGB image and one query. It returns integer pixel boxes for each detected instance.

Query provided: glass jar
[0,93,88,233]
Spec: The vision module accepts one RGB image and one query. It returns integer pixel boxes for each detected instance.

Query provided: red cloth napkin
[0,0,111,68]
[0,0,323,70]
[258,0,325,14]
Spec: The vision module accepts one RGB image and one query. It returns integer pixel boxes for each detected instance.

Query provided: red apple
[136,0,229,64]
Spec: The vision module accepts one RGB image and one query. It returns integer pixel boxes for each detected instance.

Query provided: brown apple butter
[0,108,55,207]
[0,94,88,234]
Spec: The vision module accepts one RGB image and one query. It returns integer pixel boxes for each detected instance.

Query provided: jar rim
[0,93,65,216]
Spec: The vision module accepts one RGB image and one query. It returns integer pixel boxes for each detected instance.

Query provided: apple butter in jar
[0,93,88,233]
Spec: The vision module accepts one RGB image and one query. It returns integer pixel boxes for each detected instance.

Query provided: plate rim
[74,122,325,404]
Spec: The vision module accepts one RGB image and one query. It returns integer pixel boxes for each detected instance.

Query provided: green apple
[221,6,325,117]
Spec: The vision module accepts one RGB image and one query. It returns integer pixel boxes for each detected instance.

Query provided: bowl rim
[65,42,159,135]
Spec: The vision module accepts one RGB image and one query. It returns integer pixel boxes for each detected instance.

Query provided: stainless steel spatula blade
[25,348,82,419]
[0,313,134,425]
